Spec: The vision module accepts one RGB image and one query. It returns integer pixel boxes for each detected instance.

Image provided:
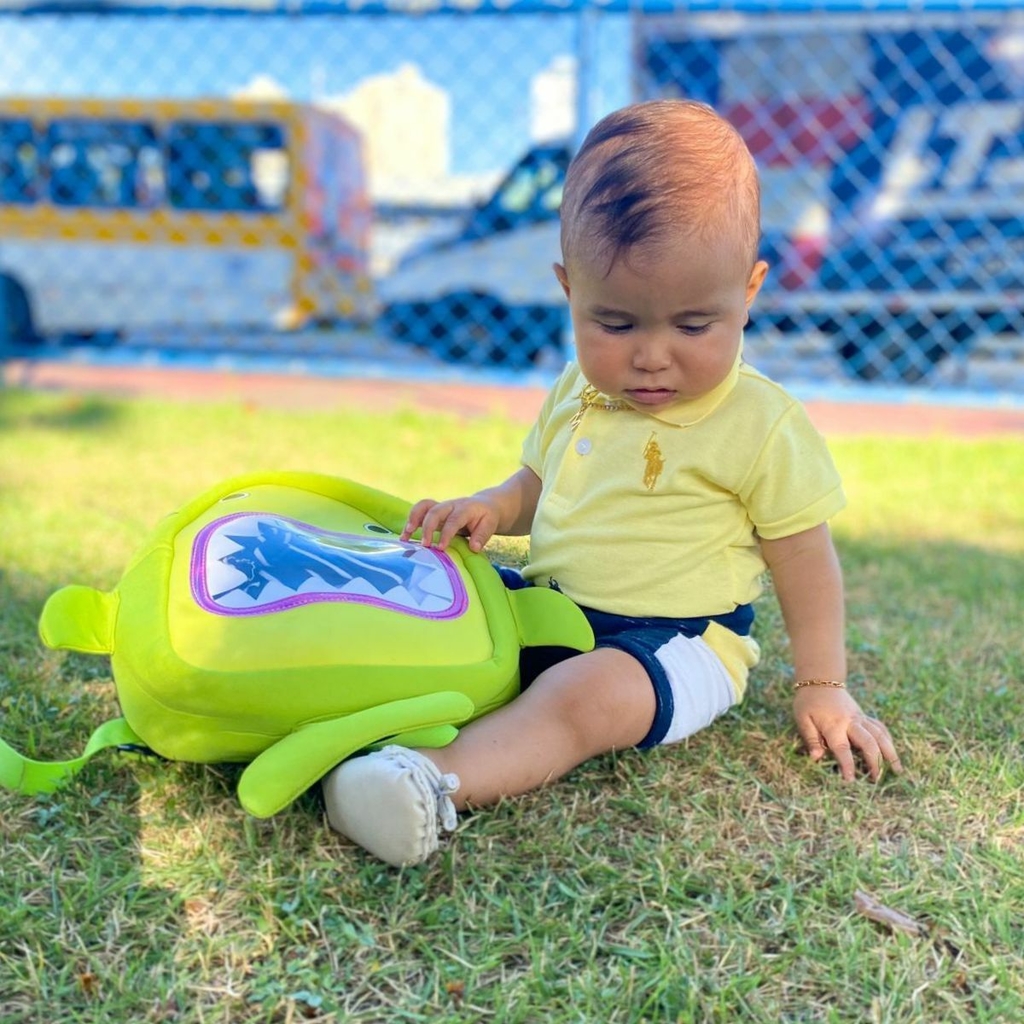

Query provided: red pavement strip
[5,357,1024,437]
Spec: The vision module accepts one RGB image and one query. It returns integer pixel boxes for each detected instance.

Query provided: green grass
[1,387,1022,1023]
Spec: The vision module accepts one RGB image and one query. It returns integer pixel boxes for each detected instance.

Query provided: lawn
[1,387,1022,1024]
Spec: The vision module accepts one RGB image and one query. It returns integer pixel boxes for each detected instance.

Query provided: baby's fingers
[822,730,857,782]
[435,507,473,551]
[796,713,862,781]
[418,502,460,548]
[462,511,499,553]
[831,718,903,783]
[795,716,829,765]
[856,718,903,780]
[845,720,884,781]
[401,499,438,541]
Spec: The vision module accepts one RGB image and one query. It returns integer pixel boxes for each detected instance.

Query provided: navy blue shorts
[498,567,753,748]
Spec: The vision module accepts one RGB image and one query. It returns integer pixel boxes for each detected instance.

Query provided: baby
[322,99,902,866]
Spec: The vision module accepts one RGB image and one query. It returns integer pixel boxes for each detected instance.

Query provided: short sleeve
[520,415,545,476]
[521,363,579,476]
[739,403,846,540]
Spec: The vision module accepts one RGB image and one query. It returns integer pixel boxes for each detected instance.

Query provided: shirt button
[575,438,592,455]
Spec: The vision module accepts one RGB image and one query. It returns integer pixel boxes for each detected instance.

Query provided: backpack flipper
[38,585,118,654]
[509,586,594,652]
[237,691,475,818]
[384,725,459,749]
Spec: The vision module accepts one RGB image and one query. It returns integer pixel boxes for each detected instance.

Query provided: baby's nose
[632,336,672,371]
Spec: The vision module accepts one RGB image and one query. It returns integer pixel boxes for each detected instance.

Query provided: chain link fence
[0,1,1021,392]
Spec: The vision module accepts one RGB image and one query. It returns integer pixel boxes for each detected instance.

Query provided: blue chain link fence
[1,0,1022,393]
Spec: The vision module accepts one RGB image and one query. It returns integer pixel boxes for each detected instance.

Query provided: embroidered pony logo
[643,432,664,490]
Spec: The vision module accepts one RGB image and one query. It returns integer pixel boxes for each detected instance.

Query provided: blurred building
[322,62,450,203]
[531,54,576,142]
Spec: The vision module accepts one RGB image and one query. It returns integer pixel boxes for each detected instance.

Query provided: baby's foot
[322,746,460,866]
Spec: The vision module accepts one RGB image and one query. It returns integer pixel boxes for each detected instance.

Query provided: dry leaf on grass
[853,889,927,936]
[446,980,466,1008]
[77,971,100,998]
[854,889,966,962]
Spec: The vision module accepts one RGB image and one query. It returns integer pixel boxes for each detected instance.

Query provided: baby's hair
[560,99,761,274]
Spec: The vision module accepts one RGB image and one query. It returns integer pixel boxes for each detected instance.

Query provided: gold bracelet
[793,678,846,690]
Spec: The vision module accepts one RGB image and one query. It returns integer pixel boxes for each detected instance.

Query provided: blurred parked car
[377,143,570,369]
[816,28,1024,381]
[641,15,1024,383]
[380,20,1024,383]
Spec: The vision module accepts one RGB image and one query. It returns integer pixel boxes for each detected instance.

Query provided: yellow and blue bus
[0,96,373,344]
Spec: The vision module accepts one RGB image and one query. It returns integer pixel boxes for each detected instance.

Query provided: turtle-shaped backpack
[0,471,593,817]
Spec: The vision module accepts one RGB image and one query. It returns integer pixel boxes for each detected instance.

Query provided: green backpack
[1,471,593,817]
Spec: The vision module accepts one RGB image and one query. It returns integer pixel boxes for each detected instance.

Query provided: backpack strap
[0,717,144,795]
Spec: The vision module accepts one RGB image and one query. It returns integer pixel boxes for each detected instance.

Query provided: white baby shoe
[322,746,460,867]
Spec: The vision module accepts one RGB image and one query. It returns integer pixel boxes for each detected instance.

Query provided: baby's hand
[401,496,502,553]
[793,685,903,782]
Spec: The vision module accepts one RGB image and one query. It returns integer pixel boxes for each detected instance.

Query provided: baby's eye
[678,323,712,336]
[598,321,633,334]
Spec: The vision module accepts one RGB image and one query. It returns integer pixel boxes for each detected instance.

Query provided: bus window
[136,145,166,208]
[0,119,39,204]
[252,147,289,209]
[47,119,159,208]
[168,122,289,212]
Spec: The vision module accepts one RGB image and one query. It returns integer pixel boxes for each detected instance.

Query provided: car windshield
[463,147,567,239]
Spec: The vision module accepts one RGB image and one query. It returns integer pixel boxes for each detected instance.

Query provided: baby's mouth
[625,387,677,406]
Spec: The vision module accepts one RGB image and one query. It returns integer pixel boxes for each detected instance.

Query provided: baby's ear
[746,260,769,306]
[553,262,571,299]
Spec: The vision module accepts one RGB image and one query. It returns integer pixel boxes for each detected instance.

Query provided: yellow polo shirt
[521,356,846,623]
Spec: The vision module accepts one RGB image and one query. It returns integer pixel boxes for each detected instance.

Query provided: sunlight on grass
[831,436,1024,551]
[1,388,1022,1023]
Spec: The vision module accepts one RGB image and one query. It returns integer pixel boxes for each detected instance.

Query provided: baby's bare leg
[424,647,657,810]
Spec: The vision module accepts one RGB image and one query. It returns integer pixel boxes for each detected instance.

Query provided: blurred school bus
[0,96,373,345]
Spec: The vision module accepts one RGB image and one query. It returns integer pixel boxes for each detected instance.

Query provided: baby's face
[556,233,767,410]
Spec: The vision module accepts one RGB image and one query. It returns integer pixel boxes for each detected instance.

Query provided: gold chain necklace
[569,384,628,433]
